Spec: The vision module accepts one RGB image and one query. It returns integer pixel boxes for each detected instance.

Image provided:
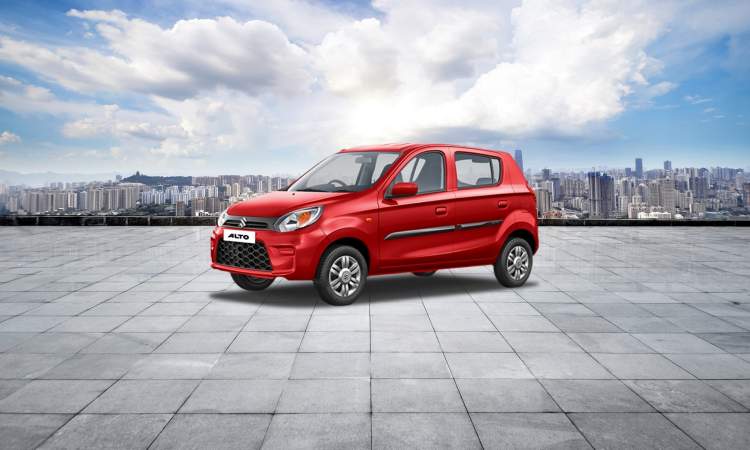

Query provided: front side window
[455,152,501,188]
[390,152,445,195]
[289,151,400,192]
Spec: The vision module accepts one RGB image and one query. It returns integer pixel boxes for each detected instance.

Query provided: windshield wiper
[294,188,328,192]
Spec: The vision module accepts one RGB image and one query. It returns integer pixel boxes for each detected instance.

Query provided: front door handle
[435,206,448,215]
[497,200,509,209]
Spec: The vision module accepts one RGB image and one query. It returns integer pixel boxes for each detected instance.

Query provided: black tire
[413,271,437,277]
[494,237,533,287]
[231,273,274,291]
[314,245,368,306]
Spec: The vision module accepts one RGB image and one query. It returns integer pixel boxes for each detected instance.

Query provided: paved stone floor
[0,226,749,449]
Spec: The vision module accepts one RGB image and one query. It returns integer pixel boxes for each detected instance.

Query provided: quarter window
[455,152,501,188]
[390,152,445,195]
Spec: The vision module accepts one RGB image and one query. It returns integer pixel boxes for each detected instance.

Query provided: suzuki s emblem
[239,217,247,228]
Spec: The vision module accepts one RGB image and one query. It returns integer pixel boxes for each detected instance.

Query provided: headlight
[275,206,322,232]
[217,210,228,227]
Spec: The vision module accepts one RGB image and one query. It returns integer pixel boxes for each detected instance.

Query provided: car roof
[339,143,510,157]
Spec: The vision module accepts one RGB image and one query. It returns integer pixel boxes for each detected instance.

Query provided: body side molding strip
[384,219,503,240]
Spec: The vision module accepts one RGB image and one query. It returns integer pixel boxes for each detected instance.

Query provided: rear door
[451,151,512,261]
[378,150,455,269]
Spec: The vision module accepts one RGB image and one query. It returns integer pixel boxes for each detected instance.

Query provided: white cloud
[0,11,313,99]
[0,130,20,145]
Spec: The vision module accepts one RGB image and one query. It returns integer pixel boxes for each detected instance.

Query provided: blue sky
[0,0,748,176]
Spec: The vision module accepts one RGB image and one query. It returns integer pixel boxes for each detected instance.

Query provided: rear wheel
[314,245,367,306]
[494,237,533,287]
[231,273,274,291]
[413,271,437,277]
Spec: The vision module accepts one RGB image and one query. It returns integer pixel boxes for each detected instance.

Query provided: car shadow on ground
[209,273,539,307]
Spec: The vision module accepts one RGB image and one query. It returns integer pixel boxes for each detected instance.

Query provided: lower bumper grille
[216,240,273,271]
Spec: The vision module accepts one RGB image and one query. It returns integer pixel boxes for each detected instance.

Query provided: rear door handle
[497,200,509,209]
[435,206,448,215]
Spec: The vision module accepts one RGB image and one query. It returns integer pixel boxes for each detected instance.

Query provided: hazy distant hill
[122,172,192,186]
[0,170,119,187]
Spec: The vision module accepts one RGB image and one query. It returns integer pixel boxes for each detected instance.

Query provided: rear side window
[390,152,446,194]
[455,152,501,188]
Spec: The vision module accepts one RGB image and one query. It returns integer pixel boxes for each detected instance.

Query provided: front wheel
[314,245,368,306]
[231,273,274,291]
[494,238,533,287]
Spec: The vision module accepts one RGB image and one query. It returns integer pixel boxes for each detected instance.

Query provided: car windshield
[289,151,401,192]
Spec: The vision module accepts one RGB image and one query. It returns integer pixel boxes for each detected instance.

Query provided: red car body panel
[211,143,538,280]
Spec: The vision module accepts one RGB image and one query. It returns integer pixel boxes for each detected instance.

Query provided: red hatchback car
[211,143,538,305]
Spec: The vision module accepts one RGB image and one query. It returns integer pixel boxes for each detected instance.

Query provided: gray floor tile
[568,332,654,353]
[277,379,370,413]
[665,353,750,379]
[372,378,464,412]
[307,315,369,331]
[371,314,432,331]
[570,413,700,450]
[371,331,441,352]
[520,353,613,379]
[697,332,750,353]
[181,379,284,413]
[593,353,694,379]
[264,413,370,450]
[82,332,170,353]
[115,316,189,333]
[542,379,654,412]
[83,379,198,413]
[51,316,130,333]
[156,332,237,353]
[373,413,481,449]
[446,352,533,378]
[503,332,584,352]
[179,315,248,332]
[299,331,370,352]
[0,379,113,413]
[436,331,512,352]
[208,353,295,379]
[124,354,219,379]
[0,354,68,379]
[666,413,750,450]
[472,413,591,449]
[488,315,560,331]
[290,352,370,379]
[705,380,750,408]
[457,379,559,412]
[0,414,71,450]
[41,354,142,379]
[9,332,102,354]
[371,352,451,378]
[152,414,271,450]
[39,414,171,450]
[634,333,724,353]
[243,314,310,331]
[625,379,746,412]
[228,332,303,352]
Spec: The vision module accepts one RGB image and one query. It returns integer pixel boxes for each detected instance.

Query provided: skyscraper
[635,158,643,179]
[514,149,523,172]
[587,172,615,218]
[664,160,672,172]
[542,168,551,181]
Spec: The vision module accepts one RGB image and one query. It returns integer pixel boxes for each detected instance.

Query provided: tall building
[635,158,643,179]
[535,189,551,216]
[514,149,524,172]
[587,172,615,218]
[175,201,186,217]
[664,160,672,172]
[542,168,551,181]
[744,183,750,207]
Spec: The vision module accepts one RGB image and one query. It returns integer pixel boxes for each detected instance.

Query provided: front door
[378,150,455,269]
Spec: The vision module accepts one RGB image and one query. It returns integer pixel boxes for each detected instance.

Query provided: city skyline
[0,1,748,174]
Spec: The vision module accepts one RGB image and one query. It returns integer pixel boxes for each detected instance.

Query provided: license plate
[223,229,255,243]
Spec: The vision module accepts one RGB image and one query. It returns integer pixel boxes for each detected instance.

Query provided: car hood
[227,191,348,218]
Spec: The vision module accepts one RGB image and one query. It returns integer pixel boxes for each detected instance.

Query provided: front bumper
[210,226,325,280]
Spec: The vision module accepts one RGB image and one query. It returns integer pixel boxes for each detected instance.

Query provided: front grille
[216,240,272,271]
[223,216,273,229]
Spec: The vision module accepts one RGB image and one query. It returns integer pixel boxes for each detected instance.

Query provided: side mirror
[390,182,418,198]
